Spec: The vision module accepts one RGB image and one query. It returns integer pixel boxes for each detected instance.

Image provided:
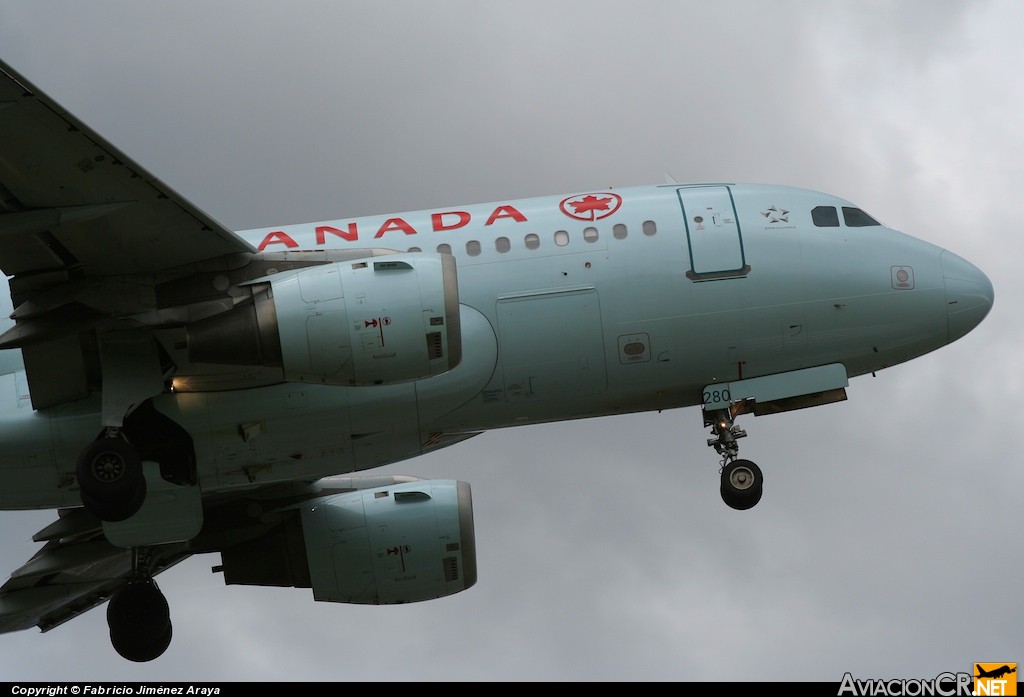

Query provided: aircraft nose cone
[942,250,994,343]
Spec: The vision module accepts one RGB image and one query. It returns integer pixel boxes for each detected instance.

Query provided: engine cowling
[187,252,461,385]
[300,479,477,604]
[215,477,477,605]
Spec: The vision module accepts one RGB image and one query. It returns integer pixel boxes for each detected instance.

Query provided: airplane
[976,665,1017,680]
[0,55,994,663]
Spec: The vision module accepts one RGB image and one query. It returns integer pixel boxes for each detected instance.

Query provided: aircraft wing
[0,474,457,636]
[0,58,257,409]
[0,58,253,280]
[0,508,190,634]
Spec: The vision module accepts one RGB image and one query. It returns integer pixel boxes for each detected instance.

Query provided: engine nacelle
[300,479,477,604]
[187,252,461,385]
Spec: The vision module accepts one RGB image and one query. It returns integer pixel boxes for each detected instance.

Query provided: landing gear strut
[705,407,763,510]
[76,331,181,523]
[107,548,172,662]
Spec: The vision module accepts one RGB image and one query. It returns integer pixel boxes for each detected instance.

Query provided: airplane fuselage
[0,54,996,662]
[0,183,991,508]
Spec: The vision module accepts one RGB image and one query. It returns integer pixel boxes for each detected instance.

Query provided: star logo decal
[761,205,789,224]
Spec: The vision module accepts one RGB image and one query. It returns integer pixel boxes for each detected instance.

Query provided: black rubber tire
[77,437,143,497]
[79,483,146,522]
[76,437,146,521]
[111,621,172,663]
[107,580,170,647]
[720,459,763,511]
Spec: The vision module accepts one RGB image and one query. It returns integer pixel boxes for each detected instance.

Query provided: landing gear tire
[79,486,146,524]
[111,622,172,663]
[720,459,763,511]
[107,580,172,662]
[76,436,146,522]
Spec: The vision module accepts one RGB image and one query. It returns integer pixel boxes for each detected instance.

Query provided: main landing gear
[107,548,172,662]
[705,407,763,510]
[75,331,194,523]
[76,399,197,523]
[77,400,195,662]
[76,430,146,522]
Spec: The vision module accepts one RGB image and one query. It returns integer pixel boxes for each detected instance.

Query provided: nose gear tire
[720,459,763,510]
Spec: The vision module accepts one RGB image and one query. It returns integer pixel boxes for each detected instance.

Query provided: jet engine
[218,479,477,604]
[186,253,461,385]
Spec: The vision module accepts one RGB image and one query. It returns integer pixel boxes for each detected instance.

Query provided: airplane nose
[942,250,994,343]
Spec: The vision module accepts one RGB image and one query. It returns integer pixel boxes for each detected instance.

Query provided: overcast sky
[0,0,1020,683]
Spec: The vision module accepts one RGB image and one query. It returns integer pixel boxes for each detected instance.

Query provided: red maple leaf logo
[570,195,613,215]
[559,192,623,221]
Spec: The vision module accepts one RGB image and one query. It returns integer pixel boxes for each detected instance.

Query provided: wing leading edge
[0,58,254,280]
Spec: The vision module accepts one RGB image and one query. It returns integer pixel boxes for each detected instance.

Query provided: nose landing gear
[700,364,852,510]
[705,407,763,510]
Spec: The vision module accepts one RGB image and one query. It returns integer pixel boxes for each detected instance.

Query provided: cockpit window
[842,207,880,227]
[813,205,882,228]
[812,206,840,227]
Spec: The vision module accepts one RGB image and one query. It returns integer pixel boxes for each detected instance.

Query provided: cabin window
[583,226,599,243]
[843,207,881,227]
[525,233,540,250]
[437,243,452,254]
[466,240,481,257]
[407,246,422,252]
[554,230,570,247]
[642,220,657,236]
[812,206,839,227]
[495,237,511,253]
[613,223,628,239]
